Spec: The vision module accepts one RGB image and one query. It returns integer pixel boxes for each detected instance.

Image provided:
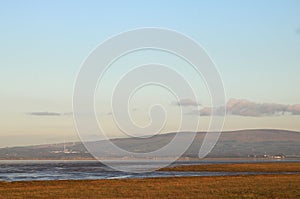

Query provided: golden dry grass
[0,174,299,198]
[160,162,300,172]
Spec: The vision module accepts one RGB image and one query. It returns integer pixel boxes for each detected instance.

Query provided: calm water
[0,159,299,182]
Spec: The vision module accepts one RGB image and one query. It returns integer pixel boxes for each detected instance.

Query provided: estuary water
[0,159,299,182]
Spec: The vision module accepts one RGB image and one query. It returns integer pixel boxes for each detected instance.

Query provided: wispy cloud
[226,98,289,116]
[287,104,300,115]
[189,98,300,117]
[174,98,201,107]
[296,27,300,35]
[26,112,73,117]
[188,107,225,116]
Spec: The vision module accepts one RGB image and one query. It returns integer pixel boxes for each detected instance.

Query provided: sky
[0,0,300,147]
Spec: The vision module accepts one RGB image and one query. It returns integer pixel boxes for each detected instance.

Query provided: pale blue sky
[0,1,300,146]
[1,1,300,102]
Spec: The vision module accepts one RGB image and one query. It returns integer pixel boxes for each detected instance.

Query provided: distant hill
[0,129,299,159]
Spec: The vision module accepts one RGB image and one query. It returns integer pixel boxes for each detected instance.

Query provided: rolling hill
[0,129,299,159]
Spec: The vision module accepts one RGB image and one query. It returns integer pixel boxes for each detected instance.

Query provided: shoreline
[0,162,299,198]
[1,157,299,161]
[1,161,300,182]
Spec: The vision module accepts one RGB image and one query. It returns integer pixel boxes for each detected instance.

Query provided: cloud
[174,98,201,107]
[287,104,300,115]
[188,107,225,116]
[27,112,73,117]
[189,98,300,117]
[226,98,289,116]
[296,27,300,34]
[27,112,61,116]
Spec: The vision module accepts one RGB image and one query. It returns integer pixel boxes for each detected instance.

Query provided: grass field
[160,162,300,172]
[0,162,300,198]
[0,175,299,198]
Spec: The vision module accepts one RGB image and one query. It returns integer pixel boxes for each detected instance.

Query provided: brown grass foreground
[160,162,300,172]
[0,174,299,198]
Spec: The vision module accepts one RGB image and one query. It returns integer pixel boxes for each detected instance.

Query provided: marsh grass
[0,174,299,198]
[160,162,300,172]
